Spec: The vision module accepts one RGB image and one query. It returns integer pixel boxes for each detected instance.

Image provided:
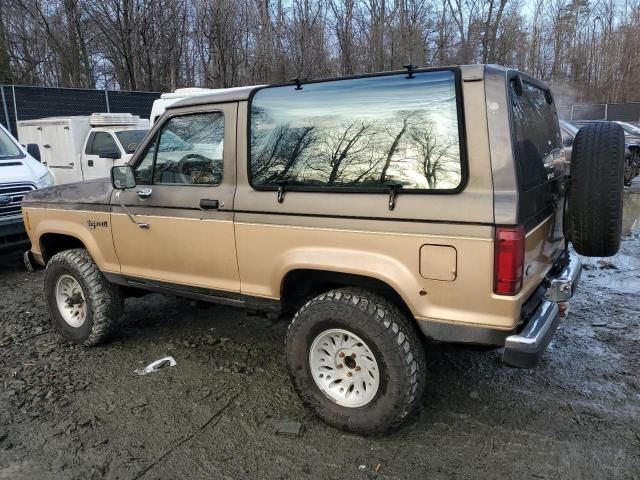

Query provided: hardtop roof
[168,85,261,109]
[166,65,548,110]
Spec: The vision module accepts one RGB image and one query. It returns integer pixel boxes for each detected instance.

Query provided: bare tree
[0,0,639,104]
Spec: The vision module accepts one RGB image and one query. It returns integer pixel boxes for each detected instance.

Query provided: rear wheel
[285,288,426,434]
[45,248,123,346]
[568,121,625,257]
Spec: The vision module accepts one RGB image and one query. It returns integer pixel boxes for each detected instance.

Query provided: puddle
[593,276,640,293]
[579,247,640,294]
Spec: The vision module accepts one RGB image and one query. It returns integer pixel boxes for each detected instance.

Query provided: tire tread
[45,248,123,346]
[569,121,624,257]
[285,288,427,434]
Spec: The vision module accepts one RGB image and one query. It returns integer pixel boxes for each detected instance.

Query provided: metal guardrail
[558,103,640,122]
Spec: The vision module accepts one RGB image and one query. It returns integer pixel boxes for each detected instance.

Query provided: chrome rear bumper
[544,256,582,302]
[503,256,582,368]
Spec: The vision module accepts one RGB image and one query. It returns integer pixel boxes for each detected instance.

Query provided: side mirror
[26,143,41,162]
[99,148,121,160]
[124,143,139,154]
[111,165,136,189]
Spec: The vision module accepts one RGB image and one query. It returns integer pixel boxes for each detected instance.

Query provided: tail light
[494,226,525,295]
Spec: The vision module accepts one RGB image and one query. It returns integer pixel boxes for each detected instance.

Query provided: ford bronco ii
[22,65,625,434]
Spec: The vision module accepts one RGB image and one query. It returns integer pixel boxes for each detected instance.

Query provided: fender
[271,246,423,316]
[24,206,120,274]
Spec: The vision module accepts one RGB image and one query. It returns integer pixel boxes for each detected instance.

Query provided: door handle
[137,188,152,200]
[116,191,149,229]
[88,160,94,167]
[199,199,221,210]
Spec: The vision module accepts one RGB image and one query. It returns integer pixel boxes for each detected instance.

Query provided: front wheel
[44,248,124,346]
[285,288,426,434]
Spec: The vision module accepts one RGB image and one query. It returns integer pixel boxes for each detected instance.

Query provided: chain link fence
[558,103,640,122]
[0,85,161,138]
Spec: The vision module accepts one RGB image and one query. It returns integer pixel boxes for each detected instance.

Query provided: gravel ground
[1,232,639,479]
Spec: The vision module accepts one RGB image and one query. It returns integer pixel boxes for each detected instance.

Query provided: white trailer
[18,113,149,185]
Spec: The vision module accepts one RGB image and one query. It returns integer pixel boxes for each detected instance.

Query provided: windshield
[115,129,149,153]
[0,126,23,158]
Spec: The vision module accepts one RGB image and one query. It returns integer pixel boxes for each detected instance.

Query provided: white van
[18,113,149,185]
[0,122,53,252]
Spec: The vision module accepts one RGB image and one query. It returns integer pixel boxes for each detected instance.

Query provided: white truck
[149,88,217,125]
[17,113,149,185]
[0,122,53,252]
[149,87,258,125]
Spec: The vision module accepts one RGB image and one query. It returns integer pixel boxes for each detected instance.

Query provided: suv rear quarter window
[249,70,464,192]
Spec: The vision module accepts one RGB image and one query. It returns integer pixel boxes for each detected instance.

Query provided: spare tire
[568,121,625,257]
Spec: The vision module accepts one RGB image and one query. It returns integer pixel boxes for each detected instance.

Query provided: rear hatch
[508,77,567,294]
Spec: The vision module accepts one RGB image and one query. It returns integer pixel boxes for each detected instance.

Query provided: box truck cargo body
[18,114,149,185]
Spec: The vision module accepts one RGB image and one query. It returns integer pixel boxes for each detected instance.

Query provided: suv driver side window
[134,111,224,186]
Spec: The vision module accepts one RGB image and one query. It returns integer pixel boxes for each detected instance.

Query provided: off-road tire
[44,248,124,346]
[568,121,625,257]
[285,288,427,434]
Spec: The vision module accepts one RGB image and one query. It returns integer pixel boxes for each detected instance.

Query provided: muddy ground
[1,210,640,479]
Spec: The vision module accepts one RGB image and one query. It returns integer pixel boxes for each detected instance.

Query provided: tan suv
[22,65,625,434]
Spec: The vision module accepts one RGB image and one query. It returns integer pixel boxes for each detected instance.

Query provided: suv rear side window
[249,70,464,191]
[509,80,564,191]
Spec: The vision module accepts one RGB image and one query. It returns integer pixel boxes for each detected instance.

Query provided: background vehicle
[0,122,53,252]
[559,120,580,163]
[150,88,216,125]
[572,119,640,142]
[150,87,260,125]
[567,119,640,186]
[614,121,640,143]
[18,113,149,185]
[22,65,625,434]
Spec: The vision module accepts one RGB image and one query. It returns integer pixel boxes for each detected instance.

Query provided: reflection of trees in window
[252,124,317,184]
[309,120,377,186]
[250,100,462,189]
[380,111,415,183]
[408,121,458,189]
